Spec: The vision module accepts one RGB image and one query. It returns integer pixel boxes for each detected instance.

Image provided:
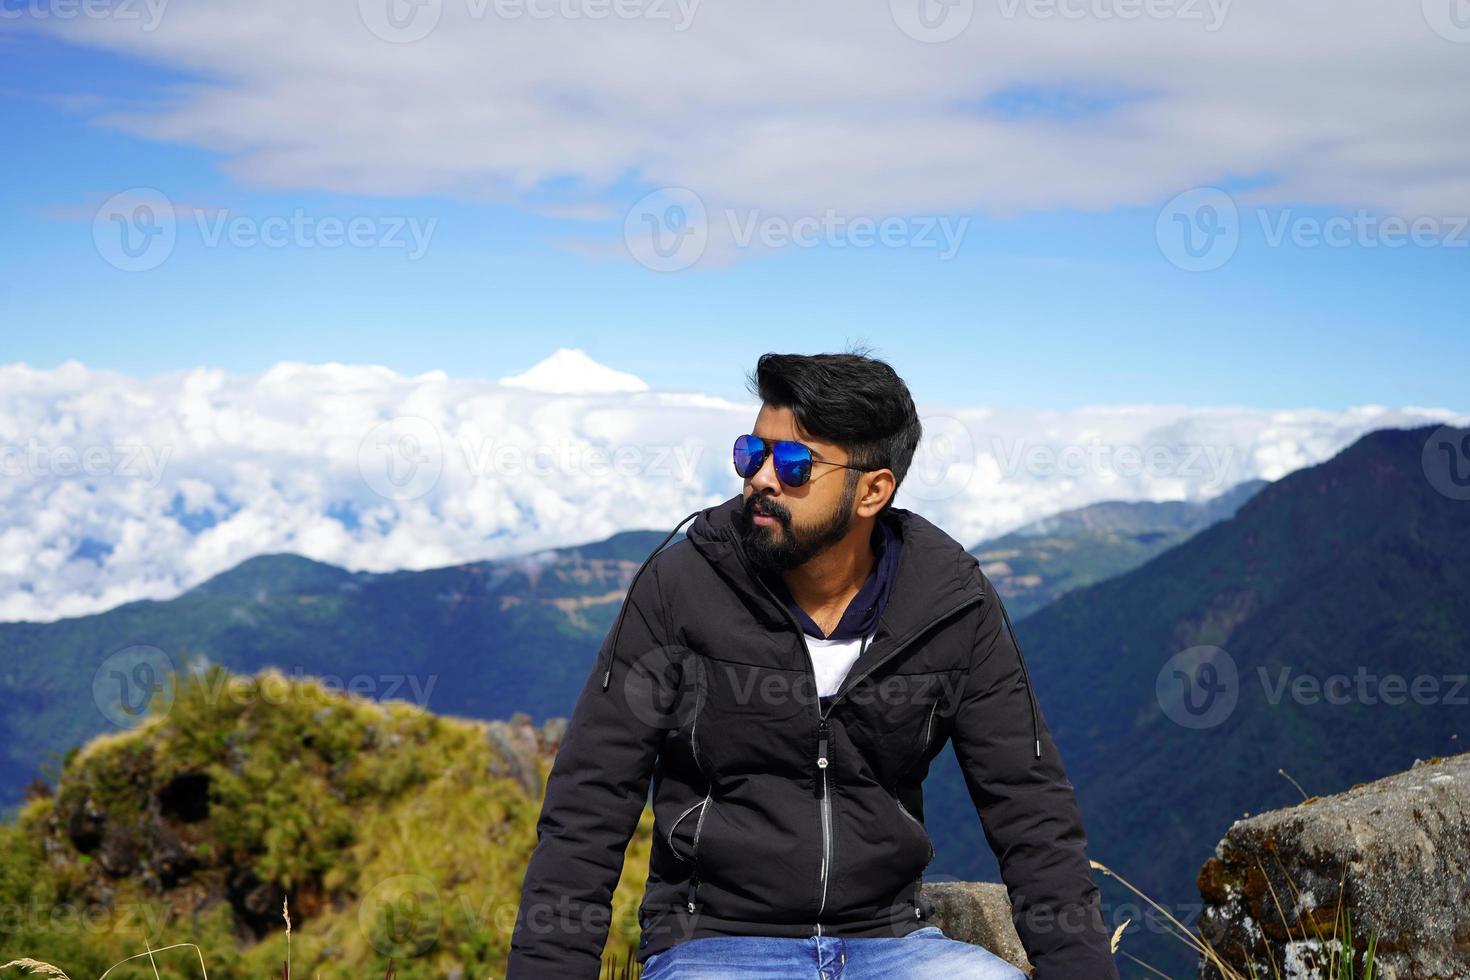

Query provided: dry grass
[1090,859,1380,980]
[1,896,645,980]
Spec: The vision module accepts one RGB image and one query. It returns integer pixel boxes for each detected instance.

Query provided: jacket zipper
[735,546,837,930]
[816,716,833,923]
[729,528,980,934]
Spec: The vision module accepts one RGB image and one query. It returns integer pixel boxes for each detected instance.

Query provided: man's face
[734,404,860,574]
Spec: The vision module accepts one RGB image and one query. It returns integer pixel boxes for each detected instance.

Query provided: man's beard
[736,480,858,575]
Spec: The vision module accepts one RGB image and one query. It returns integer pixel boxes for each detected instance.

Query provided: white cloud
[0,351,1461,622]
[28,0,1470,253]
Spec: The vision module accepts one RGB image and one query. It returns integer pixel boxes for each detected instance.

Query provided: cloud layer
[34,0,1470,234]
[0,348,1459,622]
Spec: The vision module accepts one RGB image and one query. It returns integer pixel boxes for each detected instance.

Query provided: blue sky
[4,11,1468,413]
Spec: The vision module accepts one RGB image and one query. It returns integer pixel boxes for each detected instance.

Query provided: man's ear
[857,468,897,517]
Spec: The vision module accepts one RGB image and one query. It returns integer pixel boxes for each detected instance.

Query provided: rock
[484,717,546,799]
[920,880,1034,974]
[1196,751,1470,980]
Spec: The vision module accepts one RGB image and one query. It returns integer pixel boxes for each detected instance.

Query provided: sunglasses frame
[732,433,873,489]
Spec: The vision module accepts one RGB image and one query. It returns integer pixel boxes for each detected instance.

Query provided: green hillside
[968,479,1265,620]
[0,530,674,819]
[0,666,653,978]
[927,424,1469,974]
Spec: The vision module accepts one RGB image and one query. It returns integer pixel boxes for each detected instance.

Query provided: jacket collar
[759,516,900,642]
[598,492,1036,760]
[684,492,983,651]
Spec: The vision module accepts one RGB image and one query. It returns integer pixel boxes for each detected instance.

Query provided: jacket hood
[597,492,1041,758]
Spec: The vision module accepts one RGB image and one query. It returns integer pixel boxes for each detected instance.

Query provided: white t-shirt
[804,630,873,698]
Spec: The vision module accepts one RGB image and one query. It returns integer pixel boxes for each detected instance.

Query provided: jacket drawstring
[994,592,1042,760]
[600,508,705,694]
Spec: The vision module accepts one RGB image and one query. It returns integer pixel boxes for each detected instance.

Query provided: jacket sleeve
[506,556,674,979]
[949,580,1119,980]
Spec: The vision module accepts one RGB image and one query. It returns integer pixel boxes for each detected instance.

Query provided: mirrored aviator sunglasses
[732,434,869,488]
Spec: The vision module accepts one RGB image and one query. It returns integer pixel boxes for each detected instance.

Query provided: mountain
[0,529,676,819]
[924,424,1469,975]
[967,480,1266,619]
[6,424,1464,974]
[0,667,652,979]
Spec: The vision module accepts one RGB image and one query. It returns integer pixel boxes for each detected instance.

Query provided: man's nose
[749,452,782,494]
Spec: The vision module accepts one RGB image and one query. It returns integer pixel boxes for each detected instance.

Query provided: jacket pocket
[892,788,934,867]
[666,792,711,864]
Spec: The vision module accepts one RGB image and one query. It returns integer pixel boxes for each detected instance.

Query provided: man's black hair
[744,345,922,513]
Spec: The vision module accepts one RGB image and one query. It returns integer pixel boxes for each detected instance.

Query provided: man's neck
[780,520,877,636]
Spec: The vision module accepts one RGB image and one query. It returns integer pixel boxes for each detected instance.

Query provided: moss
[0,665,653,979]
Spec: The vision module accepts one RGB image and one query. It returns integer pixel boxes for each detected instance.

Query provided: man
[508,351,1119,979]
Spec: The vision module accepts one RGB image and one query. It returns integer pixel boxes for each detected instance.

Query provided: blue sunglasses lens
[733,434,765,478]
[772,440,812,486]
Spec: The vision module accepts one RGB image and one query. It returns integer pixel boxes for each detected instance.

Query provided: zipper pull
[815,719,830,797]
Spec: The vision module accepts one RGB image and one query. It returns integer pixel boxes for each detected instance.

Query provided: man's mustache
[747,497,789,523]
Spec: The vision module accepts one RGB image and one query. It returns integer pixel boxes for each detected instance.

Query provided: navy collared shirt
[759,515,903,711]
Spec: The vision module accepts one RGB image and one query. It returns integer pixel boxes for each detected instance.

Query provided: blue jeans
[639,925,1028,979]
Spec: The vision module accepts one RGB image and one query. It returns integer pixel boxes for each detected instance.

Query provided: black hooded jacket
[507,492,1119,978]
